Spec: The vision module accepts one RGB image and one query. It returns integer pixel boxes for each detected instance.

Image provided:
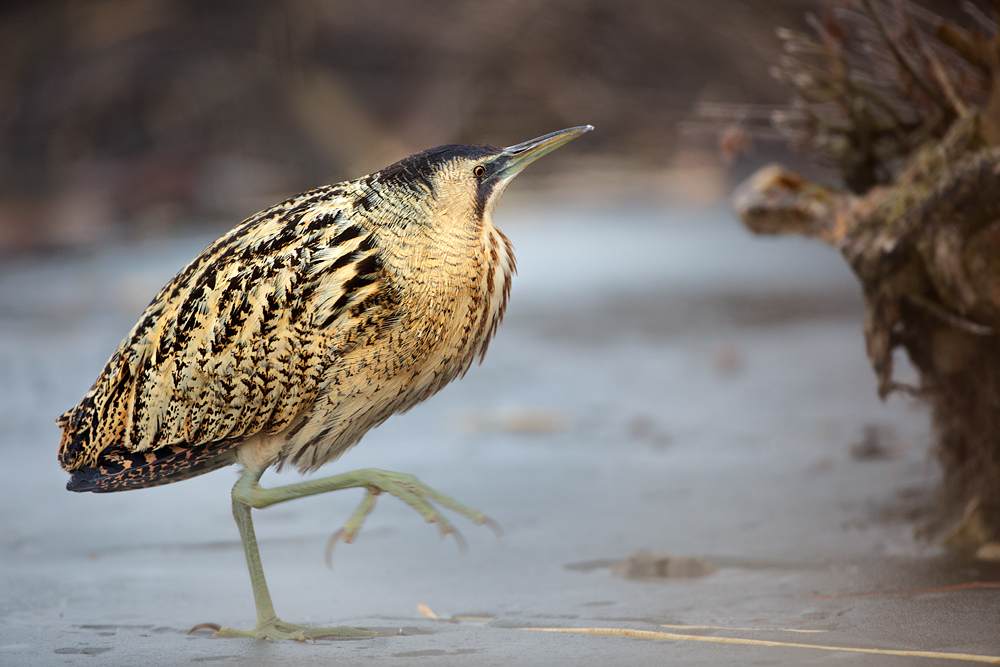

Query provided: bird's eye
[473,165,487,178]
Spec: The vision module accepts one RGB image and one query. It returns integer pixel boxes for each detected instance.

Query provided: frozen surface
[1,203,998,665]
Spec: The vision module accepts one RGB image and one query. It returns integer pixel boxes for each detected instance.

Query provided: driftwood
[730,0,1000,545]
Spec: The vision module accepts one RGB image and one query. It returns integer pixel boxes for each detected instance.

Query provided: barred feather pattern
[58,150,515,487]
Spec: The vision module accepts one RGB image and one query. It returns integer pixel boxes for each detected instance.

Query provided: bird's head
[372,126,593,227]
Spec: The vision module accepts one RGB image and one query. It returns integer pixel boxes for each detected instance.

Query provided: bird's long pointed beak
[497,125,594,180]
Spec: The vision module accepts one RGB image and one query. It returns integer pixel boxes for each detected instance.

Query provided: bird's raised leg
[203,467,495,640]
[236,466,497,546]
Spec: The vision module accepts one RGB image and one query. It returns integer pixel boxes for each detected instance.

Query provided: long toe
[209,619,377,641]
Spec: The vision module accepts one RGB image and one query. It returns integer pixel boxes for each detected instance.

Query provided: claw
[482,516,504,539]
[188,622,222,635]
[325,528,346,570]
[301,631,317,643]
[449,526,469,554]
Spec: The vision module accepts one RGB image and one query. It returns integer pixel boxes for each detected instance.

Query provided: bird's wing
[57,186,389,471]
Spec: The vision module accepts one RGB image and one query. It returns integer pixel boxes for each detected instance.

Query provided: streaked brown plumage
[57,126,592,640]
[58,149,514,488]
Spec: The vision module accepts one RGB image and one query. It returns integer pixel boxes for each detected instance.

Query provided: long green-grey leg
[194,469,376,640]
[231,490,276,626]
[233,467,499,549]
[193,467,495,640]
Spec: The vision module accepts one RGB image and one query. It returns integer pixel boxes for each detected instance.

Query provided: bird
[56,125,593,641]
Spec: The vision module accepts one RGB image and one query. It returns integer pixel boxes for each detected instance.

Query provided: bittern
[56,125,592,640]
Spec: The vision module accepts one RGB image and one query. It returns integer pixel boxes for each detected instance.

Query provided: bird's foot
[190,619,376,641]
[326,469,502,563]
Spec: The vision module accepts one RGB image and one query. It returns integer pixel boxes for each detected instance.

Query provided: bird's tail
[66,440,237,493]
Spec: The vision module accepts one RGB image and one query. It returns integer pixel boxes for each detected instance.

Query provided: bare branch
[861,0,951,113]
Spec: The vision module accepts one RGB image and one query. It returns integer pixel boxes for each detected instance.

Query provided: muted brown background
[0,0,820,251]
[4,0,986,252]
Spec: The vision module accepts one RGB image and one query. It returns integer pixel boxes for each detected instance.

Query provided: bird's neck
[377,199,515,374]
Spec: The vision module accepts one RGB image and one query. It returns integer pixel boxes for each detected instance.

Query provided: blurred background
[0,0,828,252]
[4,0,984,252]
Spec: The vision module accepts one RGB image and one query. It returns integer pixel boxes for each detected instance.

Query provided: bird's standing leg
[205,467,494,640]
[207,468,377,640]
